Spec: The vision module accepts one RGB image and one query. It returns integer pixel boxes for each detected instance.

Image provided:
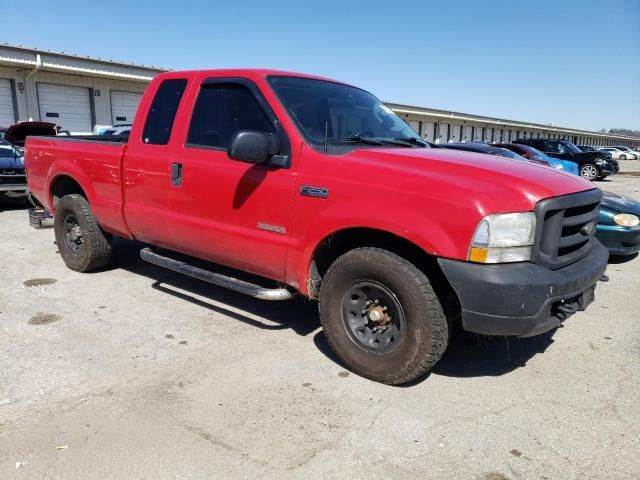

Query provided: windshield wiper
[393,137,428,147]
[324,135,428,148]
[326,135,384,146]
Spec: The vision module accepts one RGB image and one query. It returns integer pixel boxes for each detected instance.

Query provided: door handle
[171,162,182,187]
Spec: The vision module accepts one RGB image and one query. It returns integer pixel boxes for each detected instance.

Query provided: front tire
[580,163,599,180]
[319,248,449,385]
[54,194,112,272]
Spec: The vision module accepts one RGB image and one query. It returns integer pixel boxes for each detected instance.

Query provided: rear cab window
[142,79,188,145]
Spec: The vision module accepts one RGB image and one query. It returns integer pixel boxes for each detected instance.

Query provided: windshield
[559,141,582,154]
[268,76,424,151]
[523,146,552,161]
[490,148,526,160]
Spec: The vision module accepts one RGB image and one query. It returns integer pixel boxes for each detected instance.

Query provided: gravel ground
[1,175,639,480]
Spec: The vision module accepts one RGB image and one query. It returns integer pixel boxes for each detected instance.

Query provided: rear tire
[318,247,449,385]
[580,163,599,180]
[54,194,112,272]
[620,154,627,160]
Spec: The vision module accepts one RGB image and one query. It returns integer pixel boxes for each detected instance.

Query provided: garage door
[449,124,463,142]
[37,83,92,133]
[110,91,142,124]
[407,120,420,135]
[438,123,449,144]
[473,127,483,142]
[0,79,16,127]
[423,122,436,142]
[463,125,472,142]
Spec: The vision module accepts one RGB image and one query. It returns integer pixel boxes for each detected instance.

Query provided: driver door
[166,78,297,282]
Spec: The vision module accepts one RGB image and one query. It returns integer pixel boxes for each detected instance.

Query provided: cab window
[187,83,274,149]
[142,79,188,145]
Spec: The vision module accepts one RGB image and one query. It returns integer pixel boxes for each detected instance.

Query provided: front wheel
[580,163,599,180]
[54,194,113,272]
[318,248,449,385]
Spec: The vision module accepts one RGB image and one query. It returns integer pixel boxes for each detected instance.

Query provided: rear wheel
[319,247,449,385]
[54,194,112,272]
[580,163,599,180]
[620,154,627,160]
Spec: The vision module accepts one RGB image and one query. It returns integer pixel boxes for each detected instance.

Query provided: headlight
[613,213,640,227]
[468,212,536,263]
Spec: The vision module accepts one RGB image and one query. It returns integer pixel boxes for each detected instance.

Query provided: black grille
[532,189,602,270]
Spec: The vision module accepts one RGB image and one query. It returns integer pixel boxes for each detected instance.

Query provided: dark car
[514,139,618,181]
[597,192,640,258]
[0,138,27,198]
[439,142,532,161]
[577,145,599,153]
[494,143,579,175]
[597,191,640,257]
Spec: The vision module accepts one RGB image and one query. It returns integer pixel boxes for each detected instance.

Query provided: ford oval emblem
[581,222,595,236]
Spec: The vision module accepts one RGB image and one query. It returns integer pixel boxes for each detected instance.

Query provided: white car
[599,147,637,160]
[99,125,132,137]
[611,146,640,160]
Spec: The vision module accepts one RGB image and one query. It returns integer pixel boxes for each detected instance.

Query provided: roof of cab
[153,68,348,85]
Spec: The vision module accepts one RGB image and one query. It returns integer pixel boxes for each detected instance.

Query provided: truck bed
[53,134,129,144]
[25,135,130,237]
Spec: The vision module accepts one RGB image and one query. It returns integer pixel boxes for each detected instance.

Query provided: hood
[574,151,610,162]
[3,122,61,146]
[601,191,640,215]
[344,147,594,214]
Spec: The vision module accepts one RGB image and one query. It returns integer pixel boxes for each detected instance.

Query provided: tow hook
[599,274,609,283]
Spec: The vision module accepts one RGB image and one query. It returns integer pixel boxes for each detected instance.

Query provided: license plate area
[577,285,595,311]
[552,285,596,320]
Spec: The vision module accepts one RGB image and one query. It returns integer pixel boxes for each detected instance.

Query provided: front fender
[286,199,465,296]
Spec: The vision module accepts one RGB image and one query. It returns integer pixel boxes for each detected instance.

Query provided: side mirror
[228,130,277,165]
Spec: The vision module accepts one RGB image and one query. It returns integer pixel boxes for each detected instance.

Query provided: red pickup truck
[26,69,608,384]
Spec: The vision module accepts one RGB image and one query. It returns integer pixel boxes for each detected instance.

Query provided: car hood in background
[601,191,640,215]
[3,122,61,145]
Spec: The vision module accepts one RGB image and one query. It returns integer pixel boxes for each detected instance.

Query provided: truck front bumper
[437,242,608,337]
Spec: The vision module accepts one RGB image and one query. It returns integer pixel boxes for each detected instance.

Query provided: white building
[0,43,164,134]
[0,43,638,147]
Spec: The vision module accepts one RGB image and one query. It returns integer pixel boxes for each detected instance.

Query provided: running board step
[140,247,294,301]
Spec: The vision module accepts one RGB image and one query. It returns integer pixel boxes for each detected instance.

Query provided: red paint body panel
[26,138,132,238]
[25,69,595,297]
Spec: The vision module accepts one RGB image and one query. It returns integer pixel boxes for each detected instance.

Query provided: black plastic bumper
[438,242,609,337]
[598,164,613,177]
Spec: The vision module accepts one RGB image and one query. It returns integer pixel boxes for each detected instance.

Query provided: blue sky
[4,0,639,131]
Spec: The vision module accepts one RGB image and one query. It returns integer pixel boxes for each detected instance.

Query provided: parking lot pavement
[619,159,640,174]
[1,178,639,480]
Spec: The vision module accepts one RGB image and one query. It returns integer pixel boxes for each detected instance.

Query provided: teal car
[597,192,640,256]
